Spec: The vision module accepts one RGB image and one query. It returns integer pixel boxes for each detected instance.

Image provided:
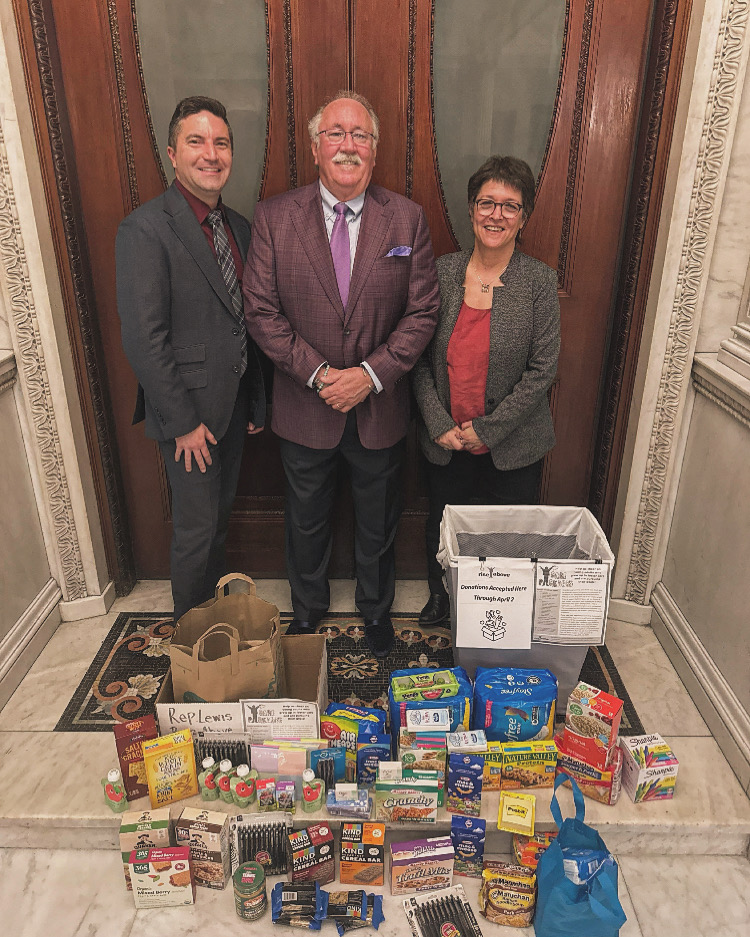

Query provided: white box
[620,734,679,803]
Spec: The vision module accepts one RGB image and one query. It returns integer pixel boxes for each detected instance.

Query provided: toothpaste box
[129,846,195,908]
[619,734,679,803]
[119,807,172,890]
[390,836,454,895]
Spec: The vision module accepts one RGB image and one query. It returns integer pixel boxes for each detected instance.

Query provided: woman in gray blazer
[412,156,560,627]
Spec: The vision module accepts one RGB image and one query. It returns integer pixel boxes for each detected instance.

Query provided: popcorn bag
[169,574,283,703]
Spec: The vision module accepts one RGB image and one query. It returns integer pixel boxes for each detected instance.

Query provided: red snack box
[114,715,158,800]
[554,733,623,805]
[562,682,622,771]
[287,823,335,884]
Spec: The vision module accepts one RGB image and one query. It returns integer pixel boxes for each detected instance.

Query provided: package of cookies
[142,729,198,808]
[175,806,231,889]
[562,681,623,771]
[479,860,536,927]
[339,821,385,886]
[129,846,195,908]
[390,836,454,895]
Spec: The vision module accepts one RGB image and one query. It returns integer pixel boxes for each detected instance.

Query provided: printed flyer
[455,557,534,649]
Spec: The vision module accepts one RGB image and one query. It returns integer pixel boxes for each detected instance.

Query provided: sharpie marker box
[620,734,679,803]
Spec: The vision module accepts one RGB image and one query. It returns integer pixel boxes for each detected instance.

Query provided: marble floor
[1,580,749,936]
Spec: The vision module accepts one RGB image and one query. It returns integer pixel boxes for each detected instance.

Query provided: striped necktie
[330,201,351,307]
[207,208,247,375]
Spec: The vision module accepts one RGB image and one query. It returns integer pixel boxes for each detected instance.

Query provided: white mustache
[332,153,362,166]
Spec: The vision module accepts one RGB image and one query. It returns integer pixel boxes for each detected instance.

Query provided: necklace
[471,256,510,293]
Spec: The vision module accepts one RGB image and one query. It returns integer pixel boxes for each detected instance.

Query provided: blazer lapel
[345,190,390,323]
[290,186,345,320]
[164,184,236,318]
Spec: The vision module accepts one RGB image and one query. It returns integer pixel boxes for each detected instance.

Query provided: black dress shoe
[418,592,451,628]
[363,617,395,658]
[285,618,319,636]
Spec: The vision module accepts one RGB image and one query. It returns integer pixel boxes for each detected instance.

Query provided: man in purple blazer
[243,91,439,657]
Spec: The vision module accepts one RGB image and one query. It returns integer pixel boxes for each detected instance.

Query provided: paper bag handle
[193,622,241,676]
[213,573,257,597]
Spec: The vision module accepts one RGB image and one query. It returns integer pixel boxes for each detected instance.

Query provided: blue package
[335,894,385,935]
[310,747,346,783]
[446,752,484,816]
[472,667,558,742]
[450,815,486,877]
[356,732,391,786]
[272,880,328,929]
[388,666,472,752]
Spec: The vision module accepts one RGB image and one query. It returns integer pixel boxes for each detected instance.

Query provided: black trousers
[159,376,249,621]
[279,410,405,621]
[424,452,543,594]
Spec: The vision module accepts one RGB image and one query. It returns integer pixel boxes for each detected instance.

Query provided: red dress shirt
[174,179,244,278]
[447,301,490,455]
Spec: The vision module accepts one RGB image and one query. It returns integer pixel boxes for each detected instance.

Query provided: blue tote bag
[535,774,627,937]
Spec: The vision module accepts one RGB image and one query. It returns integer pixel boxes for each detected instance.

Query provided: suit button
[487,398,496,406]
[232,327,240,336]
[232,365,240,374]
[344,328,351,335]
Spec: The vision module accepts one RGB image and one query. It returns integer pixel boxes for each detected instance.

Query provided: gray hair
[308,90,380,145]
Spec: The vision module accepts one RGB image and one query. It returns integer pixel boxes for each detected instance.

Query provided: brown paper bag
[169,574,284,703]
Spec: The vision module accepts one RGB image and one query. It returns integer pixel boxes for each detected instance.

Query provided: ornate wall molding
[106,0,138,210]
[0,358,18,396]
[0,119,87,599]
[129,0,166,187]
[283,0,297,189]
[625,0,750,604]
[692,367,750,429]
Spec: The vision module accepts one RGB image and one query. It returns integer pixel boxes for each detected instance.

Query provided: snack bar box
[119,807,172,890]
[175,807,231,889]
[620,734,679,802]
[129,846,195,908]
[390,836,454,895]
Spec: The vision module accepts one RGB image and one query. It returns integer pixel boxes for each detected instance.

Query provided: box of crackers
[113,715,158,801]
[339,821,385,886]
[142,728,199,808]
[175,806,231,889]
[119,807,172,890]
[128,846,195,908]
[562,682,622,771]
[390,836,454,895]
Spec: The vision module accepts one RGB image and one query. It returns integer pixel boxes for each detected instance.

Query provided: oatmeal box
[129,846,195,908]
[119,807,172,890]
[562,681,623,771]
[175,806,231,889]
[390,836,454,895]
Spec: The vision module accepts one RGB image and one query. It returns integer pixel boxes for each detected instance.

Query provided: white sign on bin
[532,560,611,645]
[456,556,534,649]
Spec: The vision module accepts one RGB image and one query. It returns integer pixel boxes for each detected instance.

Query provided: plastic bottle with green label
[198,756,220,801]
[231,764,257,807]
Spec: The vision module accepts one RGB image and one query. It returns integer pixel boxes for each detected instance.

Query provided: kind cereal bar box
[142,728,199,808]
[562,681,623,771]
[119,807,172,889]
[129,846,195,908]
[114,715,158,801]
[555,733,623,805]
[175,806,231,889]
[287,823,335,884]
[339,821,385,886]
[620,734,679,802]
[390,836,454,895]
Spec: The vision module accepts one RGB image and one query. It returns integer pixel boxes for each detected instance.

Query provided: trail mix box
[128,846,195,908]
[287,823,335,884]
[339,821,385,886]
[142,728,199,808]
[390,836,454,895]
[119,807,172,889]
[499,740,558,791]
[175,806,231,889]
[563,681,623,771]
[113,715,158,801]
[375,777,439,823]
[620,734,679,802]
[555,733,623,805]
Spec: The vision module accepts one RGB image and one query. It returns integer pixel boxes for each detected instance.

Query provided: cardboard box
[175,806,231,889]
[119,807,172,890]
[339,821,385,886]
[375,777,439,823]
[287,823,335,884]
[390,836,454,895]
[129,846,195,908]
[555,733,623,805]
[620,734,679,802]
[141,729,199,808]
[563,682,623,771]
[155,635,327,742]
[498,740,558,791]
[114,716,158,801]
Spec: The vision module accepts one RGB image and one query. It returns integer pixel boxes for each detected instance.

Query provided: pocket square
[385,245,412,257]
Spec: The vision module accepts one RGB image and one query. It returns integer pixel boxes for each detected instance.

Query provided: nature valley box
[499,740,558,791]
[113,715,158,801]
[119,807,172,890]
[175,807,231,889]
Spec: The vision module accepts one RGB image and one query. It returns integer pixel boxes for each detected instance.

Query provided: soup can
[233,861,267,921]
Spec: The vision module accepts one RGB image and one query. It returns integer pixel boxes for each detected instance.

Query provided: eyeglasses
[474,198,523,219]
[317,128,376,147]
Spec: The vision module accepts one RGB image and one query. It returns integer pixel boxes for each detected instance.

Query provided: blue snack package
[356,732,391,787]
[272,880,328,929]
[450,815,486,877]
[446,752,485,816]
[472,667,558,742]
[388,666,472,749]
[335,893,385,934]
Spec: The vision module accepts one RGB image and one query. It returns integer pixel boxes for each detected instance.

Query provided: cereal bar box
[482,740,504,791]
[175,806,231,889]
[339,821,385,886]
[142,729,199,808]
[129,846,195,908]
[499,740,558,791]
[554,732,623,805]
[620,734,679,802]
[119,807,172,890]
[562,681,623,771]
[390,836,454,895]
[375,777,439,823]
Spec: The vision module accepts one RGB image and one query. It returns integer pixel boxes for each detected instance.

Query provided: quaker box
[129,846,195,908]
[156,634,328,742]
[119,807,172,890]
[339,821,386,886]
[175,806,231,889]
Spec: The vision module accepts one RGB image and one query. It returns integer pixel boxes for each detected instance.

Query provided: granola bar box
[562,681,623,771]
[175,806,231,889]
[390,836,454,895]
[113,715,158,801]
[142,728,199,808]
[287,823,335,884]
[499,740,558,791]
[129,846,195,908]
[339,821,385,886]
[620,733,679,803]
[554,732,623,805]
[374,777,439,823]
[119,807,172,890]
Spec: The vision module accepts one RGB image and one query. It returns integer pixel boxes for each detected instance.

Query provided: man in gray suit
[116,96,265,620]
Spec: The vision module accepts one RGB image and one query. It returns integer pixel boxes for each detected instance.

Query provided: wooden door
[12,0,688,587]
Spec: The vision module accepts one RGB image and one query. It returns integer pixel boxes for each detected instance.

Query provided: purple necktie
[330,201,351,307]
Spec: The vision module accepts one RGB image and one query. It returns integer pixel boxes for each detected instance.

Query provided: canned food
[233,861,267,921]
